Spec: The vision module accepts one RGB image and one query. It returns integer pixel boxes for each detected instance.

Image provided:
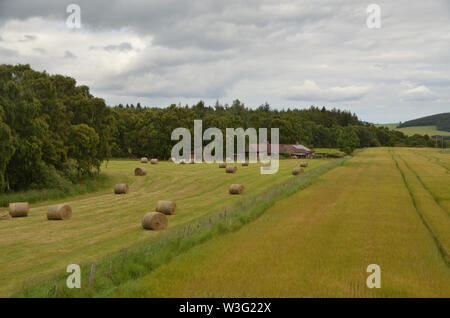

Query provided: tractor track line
[390,150,450,266]
[398,153,450,216]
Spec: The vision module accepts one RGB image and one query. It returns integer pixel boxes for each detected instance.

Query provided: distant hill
[375,124,450,138]
[398,112,450,132]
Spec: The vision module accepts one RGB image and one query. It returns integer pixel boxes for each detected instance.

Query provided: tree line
[0,64,438,192]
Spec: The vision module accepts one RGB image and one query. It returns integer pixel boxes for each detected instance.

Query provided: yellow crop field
[111,148,450,297]
[0,158,328,297]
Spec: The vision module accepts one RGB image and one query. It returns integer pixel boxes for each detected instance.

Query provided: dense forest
[398,112,450,132]
[0,64,439,192]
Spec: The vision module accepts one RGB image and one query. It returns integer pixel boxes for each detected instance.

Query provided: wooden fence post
[108,261,112,276]
[88,263,95,287]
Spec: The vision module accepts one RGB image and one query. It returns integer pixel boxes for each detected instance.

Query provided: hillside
[376,124,450,137]
[398,112,450,132]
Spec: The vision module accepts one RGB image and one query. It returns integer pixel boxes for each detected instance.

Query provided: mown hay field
[0,158,327,297]
[111,148,450,297]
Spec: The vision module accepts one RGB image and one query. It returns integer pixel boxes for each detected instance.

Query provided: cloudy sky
[0,0,449,123]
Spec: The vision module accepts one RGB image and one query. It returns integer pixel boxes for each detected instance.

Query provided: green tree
[337,126,360,154]
[68,124,100,175]
[0,117,15,191]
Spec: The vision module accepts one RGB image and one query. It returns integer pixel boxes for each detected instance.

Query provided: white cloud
[286,80,372,102]
[400,84,437,102]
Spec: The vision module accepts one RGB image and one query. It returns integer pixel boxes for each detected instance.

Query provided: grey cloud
[89,42,133,52]
[0,47,17,56]
[0,0,342,51]
[94,58,235,99]
[0,0,449,123]
[33,47,46,54]
[103,42,133,52]
[64,50,76,59]
[19,34,37,42]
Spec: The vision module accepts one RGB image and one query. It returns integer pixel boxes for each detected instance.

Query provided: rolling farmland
[3,148,450,298]
[376,124,450,137]
[110,148,450,298]
[2,0,449,305]
[0,158,329,297]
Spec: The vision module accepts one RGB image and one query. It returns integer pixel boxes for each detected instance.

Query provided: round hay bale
[155,200,176,215]
[292,168,304,175]
[290,156,297,159]
[0,213,11,220]
[226,166,237,173]
[142,212,168,230]
[242,162,249,166]
[141,157,148,163]
[229,184,244,195]
[151,158,158,164]
[219,163,227,168]
[47,204,72,220]
[134,167,147,176]
[9,202,29,218]
[300,162,308,167]
[168,157,174,162]
[114,184,129,194]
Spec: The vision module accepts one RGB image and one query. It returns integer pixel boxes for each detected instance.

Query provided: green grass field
[109,148,450,297]
[376,124,450,137]
[0,158,329,297]
[2,148,450,298]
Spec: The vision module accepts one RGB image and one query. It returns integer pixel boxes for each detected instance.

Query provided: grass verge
[0,174,113,207]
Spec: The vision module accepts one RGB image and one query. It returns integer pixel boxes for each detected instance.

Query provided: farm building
[246,142,315,159]
[188,142,314,160]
